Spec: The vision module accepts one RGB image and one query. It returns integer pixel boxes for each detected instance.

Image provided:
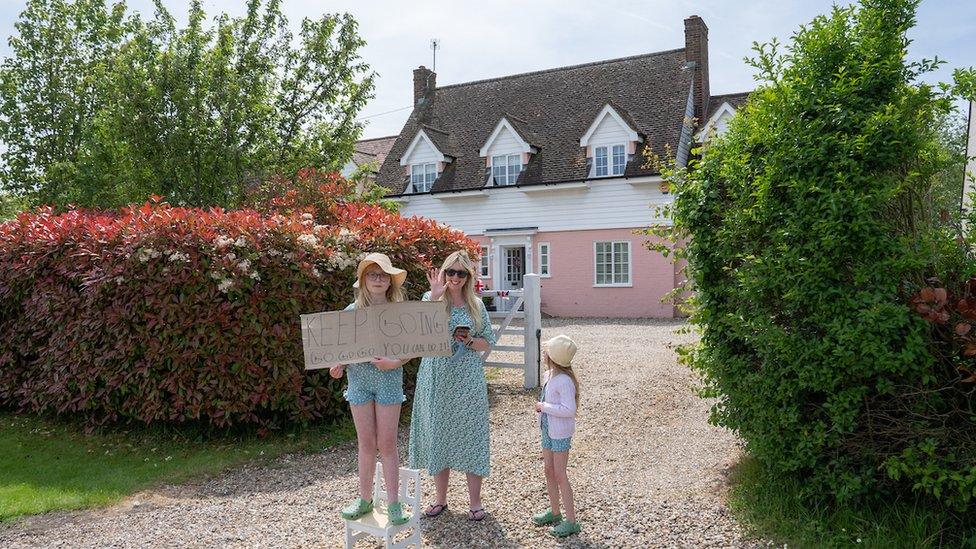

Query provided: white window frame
[410,162,437,193]
[593,144,626,177]
[538,242,551,278]
[490,153,521,186]
[479,245,490,278]
[593,240,632,287]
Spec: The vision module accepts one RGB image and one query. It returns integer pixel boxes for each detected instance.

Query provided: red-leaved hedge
[0,174,477,428]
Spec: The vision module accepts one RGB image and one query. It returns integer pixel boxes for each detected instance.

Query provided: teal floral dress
[408,292,496,477]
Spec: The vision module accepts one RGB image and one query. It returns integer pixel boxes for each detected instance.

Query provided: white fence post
[523,274,541,389]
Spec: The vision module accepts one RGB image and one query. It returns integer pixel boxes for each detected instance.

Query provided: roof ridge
[436,48,686,91]
[421,124,449,135]
[710,91,751,99]
[356,135,398,142]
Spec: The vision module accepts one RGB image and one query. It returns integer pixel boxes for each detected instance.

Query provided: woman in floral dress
[408,250,496,521]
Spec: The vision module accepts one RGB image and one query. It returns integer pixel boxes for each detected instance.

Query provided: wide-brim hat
[353,252,407,289]
[545,335,578,368]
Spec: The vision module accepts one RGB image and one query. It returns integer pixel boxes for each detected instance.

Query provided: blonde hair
[354,261,406,308]
[545,354,581,409]
[437,250,483,332]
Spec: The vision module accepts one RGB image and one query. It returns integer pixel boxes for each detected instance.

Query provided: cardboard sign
[301,301,452,370]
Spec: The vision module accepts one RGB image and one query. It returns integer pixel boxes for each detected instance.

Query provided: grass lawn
[0,413,355,522]
[727,457,972,548]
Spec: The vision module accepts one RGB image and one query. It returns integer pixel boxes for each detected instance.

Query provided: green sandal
[549,520,581,538]
[340,498,373,520]
[531,508,562,526]
[387,501,410,525]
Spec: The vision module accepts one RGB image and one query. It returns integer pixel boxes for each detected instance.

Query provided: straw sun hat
[352,253,407,289]
[545,335,578,368]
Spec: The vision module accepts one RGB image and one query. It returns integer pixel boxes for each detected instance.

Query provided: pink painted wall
[535,228,675,318]
[470,230,676,318]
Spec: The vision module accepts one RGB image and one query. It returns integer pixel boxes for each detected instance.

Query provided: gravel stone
[0,319,770,548]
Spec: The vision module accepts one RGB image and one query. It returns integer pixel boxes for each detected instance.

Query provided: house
[375,15,748,318]
[342,135,398,181]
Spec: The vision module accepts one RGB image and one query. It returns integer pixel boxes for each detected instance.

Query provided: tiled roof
[706,92,750,119]
[377,49,695,194]
[352,135,397,171]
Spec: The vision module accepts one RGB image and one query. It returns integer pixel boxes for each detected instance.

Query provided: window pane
[612,145,626,175]
[507,155,521,184]
[492,167,504,185]
[595,147,608,177]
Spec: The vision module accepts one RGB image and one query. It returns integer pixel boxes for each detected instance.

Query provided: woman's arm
[462,302,496,353]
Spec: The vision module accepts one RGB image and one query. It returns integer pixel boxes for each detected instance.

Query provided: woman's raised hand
[427,268,446,300]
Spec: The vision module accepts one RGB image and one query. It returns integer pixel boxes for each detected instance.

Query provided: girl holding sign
[409,250,496,521]
[329,253,411,525]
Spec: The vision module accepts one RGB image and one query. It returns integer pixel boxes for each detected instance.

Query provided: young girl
[329,252,411,525]
[532,334,582,537]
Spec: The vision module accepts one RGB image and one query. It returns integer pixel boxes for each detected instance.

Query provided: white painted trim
[408,162,437,193]
[434,189,489,199]
[485,228,538,237]
[396,177,673,234]
[695,102,737,142]
[399,129,447,166]
[487,153,523,186]
[626,175,665,186]
[480,118,534,156]
[580,104,641,146]
[591,143,627,177]
[537,241,551,278]
[592,240,632,287]
[479,245,490,278]
[519,181,590,193]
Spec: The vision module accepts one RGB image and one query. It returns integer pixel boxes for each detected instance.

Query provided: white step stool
[343,463,422,549]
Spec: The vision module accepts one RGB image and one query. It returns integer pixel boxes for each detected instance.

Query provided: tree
[651,0,976,512]
[0,0,133,207]
[0,0,375,208]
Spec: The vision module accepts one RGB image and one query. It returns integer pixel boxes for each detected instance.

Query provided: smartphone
[453,325,471,341]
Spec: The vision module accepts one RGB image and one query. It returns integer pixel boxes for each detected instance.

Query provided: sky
[0,0,974,140]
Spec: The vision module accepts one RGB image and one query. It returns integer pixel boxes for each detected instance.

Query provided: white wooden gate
[479,274,541,388]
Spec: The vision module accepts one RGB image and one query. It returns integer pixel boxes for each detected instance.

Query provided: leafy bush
[0,182,476,428]
[653,0,976,511]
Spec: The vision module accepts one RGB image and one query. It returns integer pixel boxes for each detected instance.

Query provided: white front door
[504,246,525,289]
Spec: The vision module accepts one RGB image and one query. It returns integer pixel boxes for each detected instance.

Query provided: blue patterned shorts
[540,414,571,452]
[344,364,405,406]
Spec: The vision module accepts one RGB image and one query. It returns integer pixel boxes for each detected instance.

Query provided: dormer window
[410,163,437,193]
[580,104,642,179]
[594,144,626,177]
[491,154,521,185]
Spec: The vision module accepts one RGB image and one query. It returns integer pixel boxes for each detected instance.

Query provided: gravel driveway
[0,319,766,548]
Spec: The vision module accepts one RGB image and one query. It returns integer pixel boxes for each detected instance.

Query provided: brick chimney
[684,15,709,124]
[413,66,436,105]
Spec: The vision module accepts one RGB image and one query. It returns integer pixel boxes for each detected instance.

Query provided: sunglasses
[365,272,391,281]
[444,269,469,278]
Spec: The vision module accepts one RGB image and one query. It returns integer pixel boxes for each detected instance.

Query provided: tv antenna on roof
[430,38,440,72]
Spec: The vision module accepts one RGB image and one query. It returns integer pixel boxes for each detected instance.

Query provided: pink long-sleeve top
[537,370,577,439]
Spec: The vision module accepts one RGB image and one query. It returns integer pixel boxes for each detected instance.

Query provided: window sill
[539,274,552,278]
[593,283,633,288]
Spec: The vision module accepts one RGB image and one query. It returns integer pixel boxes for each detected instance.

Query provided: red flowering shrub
[0,191,476,428]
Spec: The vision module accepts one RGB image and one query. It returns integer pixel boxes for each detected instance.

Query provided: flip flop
[467,508,487,521]
[424,503,448,517]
